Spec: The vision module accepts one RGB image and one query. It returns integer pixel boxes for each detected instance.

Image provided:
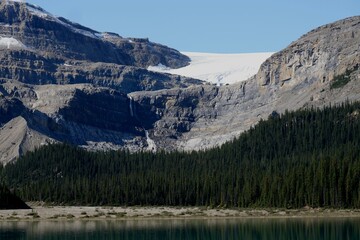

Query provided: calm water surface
[0,218,359,240]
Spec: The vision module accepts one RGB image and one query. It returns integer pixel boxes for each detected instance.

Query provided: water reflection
[0,218,359,240]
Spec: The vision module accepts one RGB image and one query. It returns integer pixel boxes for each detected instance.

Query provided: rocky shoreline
[1,205,360,221]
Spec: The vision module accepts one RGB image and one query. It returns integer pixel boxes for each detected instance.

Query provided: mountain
[0,1,359,164]
[0,1,190,68]
[0,1,203,164]
[130,16,360,151]
[0,1,202,92]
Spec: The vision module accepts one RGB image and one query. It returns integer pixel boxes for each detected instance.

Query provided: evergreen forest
[2,102,360,208]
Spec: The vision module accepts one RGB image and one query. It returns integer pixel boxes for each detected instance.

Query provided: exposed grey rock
[0,50,202,93]
[0,116,55,165]
[257,16,360,88]
[0,1,200,94]
[1,4,360,164]
[0,1,190,68]
[130,16,360,150]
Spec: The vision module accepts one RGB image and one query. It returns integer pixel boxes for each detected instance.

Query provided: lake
[0,218,359,239]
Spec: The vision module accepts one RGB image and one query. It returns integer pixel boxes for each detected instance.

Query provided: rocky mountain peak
[256,16,360,88]
[0,0,190,68]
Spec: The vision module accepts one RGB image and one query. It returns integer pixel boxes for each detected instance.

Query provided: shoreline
[1,205,360,222]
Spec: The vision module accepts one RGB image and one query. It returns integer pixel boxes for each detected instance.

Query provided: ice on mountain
[148,52,274,85]
[148,63,171,71]
[26,5,48,18]
[0,36,26,49]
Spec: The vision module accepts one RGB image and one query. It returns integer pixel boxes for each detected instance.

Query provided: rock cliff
[1,1,360,164]
[0,1,199,93]
[131,16,360,150]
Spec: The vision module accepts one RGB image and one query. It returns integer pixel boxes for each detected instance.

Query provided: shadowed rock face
[0,96,26,125]
[1,3,360,164]
[58,88,139,133]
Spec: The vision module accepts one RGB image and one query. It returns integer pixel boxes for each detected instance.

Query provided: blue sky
[27,0,360,53]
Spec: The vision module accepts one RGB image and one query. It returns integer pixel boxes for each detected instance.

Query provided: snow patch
[94,33,104,39]
[148,52,274,85]
[0,36,26,49]
[148,63,171,72]
[101,32,121,40]
[0,24,11,28]
[26,4,49,18]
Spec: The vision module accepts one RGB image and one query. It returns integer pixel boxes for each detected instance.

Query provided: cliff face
[0,1,200,164]
[130,16,360,150]
[0,1,199,93]
[257,17,360,88]
[1,2,360,164]
[0,50,200,93]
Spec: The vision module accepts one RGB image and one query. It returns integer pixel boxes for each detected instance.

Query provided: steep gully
[128,94,157,152]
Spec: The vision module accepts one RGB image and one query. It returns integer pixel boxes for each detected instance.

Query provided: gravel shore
[1,205,360,221]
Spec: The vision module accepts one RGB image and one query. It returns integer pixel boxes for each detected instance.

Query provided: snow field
[148,52,274,85]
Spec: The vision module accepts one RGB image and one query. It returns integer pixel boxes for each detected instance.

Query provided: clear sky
[26,0,360,53]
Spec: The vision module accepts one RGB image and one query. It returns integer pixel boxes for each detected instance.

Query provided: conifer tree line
[2,102,360,208]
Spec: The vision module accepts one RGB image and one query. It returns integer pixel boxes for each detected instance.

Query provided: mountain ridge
[0,2,360,164]
[131,15,360,150]
[0,1,191,68]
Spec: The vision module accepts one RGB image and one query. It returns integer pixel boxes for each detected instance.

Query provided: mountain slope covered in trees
[3,102,360,208]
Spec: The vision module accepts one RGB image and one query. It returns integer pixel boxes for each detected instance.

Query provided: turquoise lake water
[0,218,359,239]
